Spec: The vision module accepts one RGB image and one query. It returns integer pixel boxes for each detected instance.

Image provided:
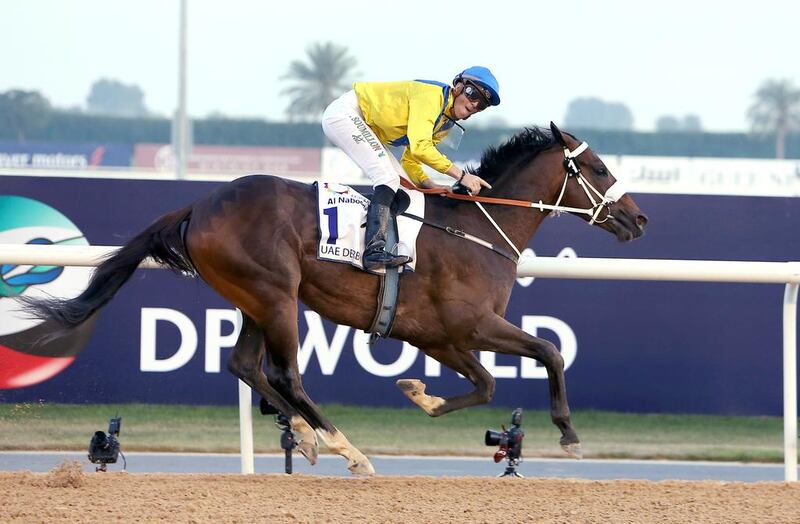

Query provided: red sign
[133,144,321,175]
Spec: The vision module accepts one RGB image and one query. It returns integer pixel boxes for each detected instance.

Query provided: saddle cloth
[315,181,425,273]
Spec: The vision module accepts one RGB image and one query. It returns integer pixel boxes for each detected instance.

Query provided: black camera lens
[90,431,110,451]
[485,429,504,446]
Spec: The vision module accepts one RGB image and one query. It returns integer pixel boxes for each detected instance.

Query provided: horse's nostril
[636,214,649,229]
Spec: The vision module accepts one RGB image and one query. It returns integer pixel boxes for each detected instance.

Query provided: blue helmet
[453,66,500,106]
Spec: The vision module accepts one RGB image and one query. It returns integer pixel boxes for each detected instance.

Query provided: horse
[21,122,647,475]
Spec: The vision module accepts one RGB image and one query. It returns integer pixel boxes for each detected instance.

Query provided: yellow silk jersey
[353,80,456,185]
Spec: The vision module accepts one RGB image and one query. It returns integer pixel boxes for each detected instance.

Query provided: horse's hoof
[396,378,425,396]
[348,458,375,476]
[396,379,444,416]
[561,442,582,459]
[297,440,318,465]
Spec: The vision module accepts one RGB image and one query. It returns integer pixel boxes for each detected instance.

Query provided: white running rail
[1,243,797,481]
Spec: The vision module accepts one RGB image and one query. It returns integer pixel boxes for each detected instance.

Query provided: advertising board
[1,175,798,415]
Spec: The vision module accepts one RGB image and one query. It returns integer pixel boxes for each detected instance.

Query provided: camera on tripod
[485,408,524,477]
[88,416,124,472]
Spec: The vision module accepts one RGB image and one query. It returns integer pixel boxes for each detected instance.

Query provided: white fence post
[238,379,254,474]
[233,309,255,475]
[784,283,798,482]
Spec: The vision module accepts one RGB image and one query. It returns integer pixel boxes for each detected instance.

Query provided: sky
[1,1,798,132]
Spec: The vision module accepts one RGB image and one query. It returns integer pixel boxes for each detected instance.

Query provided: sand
[1,461,799,523]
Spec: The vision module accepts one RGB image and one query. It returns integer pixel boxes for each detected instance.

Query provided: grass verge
[0,402,788,463]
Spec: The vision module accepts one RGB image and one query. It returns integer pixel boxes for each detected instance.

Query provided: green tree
[564,97,634,131]
[86,78,148,117]
[655,114,702,132]
[0,90,52,141]
[655,115,681,132]
[281,42,358,122]
[747,79,800,159]
[682,114,702,132]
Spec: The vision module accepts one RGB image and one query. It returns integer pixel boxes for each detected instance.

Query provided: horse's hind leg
[476,315,581,459]
[397,347,495,416]
[255,295,374,476]
[227,313,318,464]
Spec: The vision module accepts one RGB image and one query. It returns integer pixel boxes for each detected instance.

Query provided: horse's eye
[595,167,608,177]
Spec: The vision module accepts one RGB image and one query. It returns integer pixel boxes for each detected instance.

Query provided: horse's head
[548,122,648,241]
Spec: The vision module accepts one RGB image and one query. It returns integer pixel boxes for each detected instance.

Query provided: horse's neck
[424,158,558,253]
[479,162,554,250]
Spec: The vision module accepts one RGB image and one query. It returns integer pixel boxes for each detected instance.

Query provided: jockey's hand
[418,178,449,192]
[460,173,492,195]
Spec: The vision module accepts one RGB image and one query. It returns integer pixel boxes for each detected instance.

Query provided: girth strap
[367,207,402,343]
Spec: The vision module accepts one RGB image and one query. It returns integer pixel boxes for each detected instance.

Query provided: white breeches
[321,90,404,192]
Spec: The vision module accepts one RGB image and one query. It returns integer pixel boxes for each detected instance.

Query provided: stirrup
[363,250,411,270]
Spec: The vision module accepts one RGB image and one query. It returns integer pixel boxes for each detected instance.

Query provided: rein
[399,141,628,260]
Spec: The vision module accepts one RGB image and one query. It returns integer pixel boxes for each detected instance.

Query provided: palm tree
[281,42,358,122]
[747,79,800,159]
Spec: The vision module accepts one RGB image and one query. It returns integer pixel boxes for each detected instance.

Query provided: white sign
[138,308,578,379]
[603,155,800,197]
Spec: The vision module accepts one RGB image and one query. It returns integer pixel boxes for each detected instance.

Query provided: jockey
[322,66,500,271]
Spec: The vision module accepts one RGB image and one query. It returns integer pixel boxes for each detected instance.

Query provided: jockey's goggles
[463,81,490,111]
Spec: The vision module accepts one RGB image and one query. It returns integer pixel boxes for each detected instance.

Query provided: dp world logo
[0,195,96,389]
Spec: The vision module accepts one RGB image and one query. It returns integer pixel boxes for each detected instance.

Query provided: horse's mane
[470,126,559,186]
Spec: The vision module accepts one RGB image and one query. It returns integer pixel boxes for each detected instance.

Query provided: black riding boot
[363,185,412,270]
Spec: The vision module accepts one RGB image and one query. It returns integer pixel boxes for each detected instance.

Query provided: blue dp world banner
[1,174,799,416]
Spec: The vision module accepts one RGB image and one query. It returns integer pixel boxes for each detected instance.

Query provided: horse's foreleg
[397,347,495,416]
[226,314,318,464]
[266,359,374,475]
[477,315,581,458]
[260,302,374,476]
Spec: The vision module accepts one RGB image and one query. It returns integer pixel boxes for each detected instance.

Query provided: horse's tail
[19,206,196,332]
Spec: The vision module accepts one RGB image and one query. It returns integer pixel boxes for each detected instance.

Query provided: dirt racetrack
[2,463,800,523]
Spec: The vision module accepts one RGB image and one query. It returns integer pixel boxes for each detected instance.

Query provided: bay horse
[22,122,647,475]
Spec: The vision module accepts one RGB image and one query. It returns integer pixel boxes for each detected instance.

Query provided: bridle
[555,141,627,225]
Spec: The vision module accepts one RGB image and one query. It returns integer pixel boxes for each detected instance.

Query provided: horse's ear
[550,121,566,146]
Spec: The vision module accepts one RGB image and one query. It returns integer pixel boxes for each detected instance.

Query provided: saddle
[315,182,422,272]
